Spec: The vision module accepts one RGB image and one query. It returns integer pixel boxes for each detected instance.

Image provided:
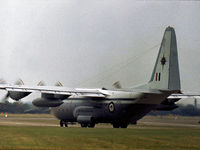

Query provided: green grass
[0,125,199,150]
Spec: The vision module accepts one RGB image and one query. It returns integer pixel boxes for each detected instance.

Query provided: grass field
[0,125,200,150]
[0,114,200,150]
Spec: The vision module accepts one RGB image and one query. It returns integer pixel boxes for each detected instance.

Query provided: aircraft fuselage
[51,90,170,127]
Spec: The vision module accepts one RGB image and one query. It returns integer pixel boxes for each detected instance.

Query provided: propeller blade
[55,81,63,86]
[0,92,10,103]
[37,81,46,86]
[0,79,6,84]
[113,81,122,89]
[15,79,24,85]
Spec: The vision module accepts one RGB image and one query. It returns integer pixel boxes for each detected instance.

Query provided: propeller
[37,81,46,86]
[15,78,24,85]
[13,79,24,103]
[0,92,10,103]
[0,79,28,103]
[0,79,9,103]
[0,78,6,84]
[55,81,63,86]
[112,81,122,89]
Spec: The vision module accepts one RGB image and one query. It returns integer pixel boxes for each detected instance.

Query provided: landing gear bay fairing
[0,27,196,128]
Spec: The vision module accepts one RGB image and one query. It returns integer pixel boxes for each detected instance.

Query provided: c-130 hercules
[0,26,195,128]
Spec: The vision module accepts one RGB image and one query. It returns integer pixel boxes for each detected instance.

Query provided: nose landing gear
[60,120,68,127]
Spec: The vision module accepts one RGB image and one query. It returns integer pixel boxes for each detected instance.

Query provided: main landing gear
[60,120,68,127]
[80,123,95,128]
[112,123,128,128]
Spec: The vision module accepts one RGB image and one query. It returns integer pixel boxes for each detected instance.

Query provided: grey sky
[0,0,200,99]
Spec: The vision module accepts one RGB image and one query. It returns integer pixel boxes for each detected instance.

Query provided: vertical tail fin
[148,26,180,91]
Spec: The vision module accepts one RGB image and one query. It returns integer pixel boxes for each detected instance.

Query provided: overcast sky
[0,0,200,100]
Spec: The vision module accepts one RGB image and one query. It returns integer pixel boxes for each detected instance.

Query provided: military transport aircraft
[0,26,197,128]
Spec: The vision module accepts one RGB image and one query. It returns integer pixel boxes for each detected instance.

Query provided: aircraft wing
[0,84,108,99]
[168,93,200,99]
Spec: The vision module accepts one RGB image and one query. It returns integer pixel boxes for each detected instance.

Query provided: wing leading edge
[168,93,200,99]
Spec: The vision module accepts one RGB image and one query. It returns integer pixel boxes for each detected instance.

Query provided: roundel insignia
[161,57,166,65]
[108,102,115,112]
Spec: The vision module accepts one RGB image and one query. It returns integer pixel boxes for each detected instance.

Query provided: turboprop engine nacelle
[9,91,31,101]
[32,98,64,107]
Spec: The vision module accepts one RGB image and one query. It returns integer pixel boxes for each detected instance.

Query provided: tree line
[0,101,50,114]
[149,104,200,116]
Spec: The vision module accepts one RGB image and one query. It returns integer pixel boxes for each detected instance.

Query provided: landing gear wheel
[60,120,64,127]
[112,123,120,128]
[112,123,128,128]
[120,124,128,128]
[81,123,88,128]
[88,123,95,128]
[60,120,68,127]
[64,122,68,127]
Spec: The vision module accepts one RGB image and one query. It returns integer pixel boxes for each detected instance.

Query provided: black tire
[120,124,128,128]
[64,122,68,127]
[132,121,137,125]
[88,123,95,128]
[81,123,88,128]
[112,123,120,128]
[60,120,64,127]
